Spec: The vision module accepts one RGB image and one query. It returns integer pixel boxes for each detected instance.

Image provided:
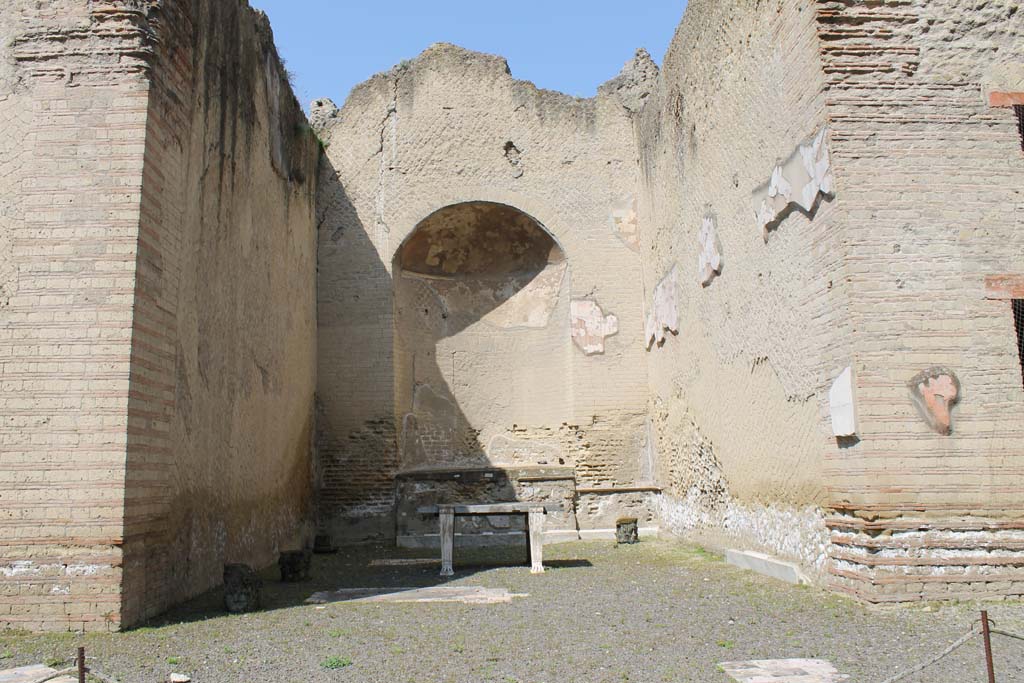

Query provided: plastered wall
[0,0,153,633]
[635,0,846,575]
[313,44,651,542]
[638,0,1024,600]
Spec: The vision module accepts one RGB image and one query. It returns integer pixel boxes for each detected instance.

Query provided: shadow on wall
[393,202,568,470]
[314,156,401,542]
[391,202,572,543]
[315,186,574,546]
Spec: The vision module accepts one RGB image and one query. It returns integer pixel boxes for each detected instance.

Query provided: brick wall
[817,0,1024,601]
[121,0,319,626]
[0,0,154,633]
[639,0,1024,599]
[0,0,318,631]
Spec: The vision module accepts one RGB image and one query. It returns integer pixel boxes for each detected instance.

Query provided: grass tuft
[320,655,353,670]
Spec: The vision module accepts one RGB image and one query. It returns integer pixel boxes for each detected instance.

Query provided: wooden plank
[984,274,1024,300]
[418,503,564,515]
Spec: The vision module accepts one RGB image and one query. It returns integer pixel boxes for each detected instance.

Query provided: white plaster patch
[752,126,835,242]
[720,659,848,683]
[697,214,723,287]
[645,265,679,350]
[570,300,619,355]
[828,367,857,438]
[610,195,640,250]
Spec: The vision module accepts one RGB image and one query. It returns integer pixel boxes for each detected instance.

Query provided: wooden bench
[417,503,564,576]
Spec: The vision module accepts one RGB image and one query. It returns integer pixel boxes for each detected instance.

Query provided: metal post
[77,646,86,683]
[981,610,996,683]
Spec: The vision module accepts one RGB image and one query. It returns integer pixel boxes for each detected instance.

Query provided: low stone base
[725,549,808,585]
[223,564,261,613]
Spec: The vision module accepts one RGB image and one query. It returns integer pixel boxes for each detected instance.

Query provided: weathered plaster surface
[636,0,840,580]
[570,300,619,355]
[644,266,679,350]
[314,43,650,541]
[752,127,835,242]
[697,214,722,287]
[609,195,640,250]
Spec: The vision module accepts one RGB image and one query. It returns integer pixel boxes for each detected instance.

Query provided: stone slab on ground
[0,665,77,683]
[368,558,439,567]
[306,585,528,605]
[725,549,808,585]
[720,659,848,683]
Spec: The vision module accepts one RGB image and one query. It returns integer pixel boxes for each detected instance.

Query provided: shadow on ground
[153,543,592,624]
[2,541,1022,683]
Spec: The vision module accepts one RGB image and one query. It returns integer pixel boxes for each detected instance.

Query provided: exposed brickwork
[120,0,319,626]
[813,0,1024,602]
[0,0,154,633]
[0,0,318,631]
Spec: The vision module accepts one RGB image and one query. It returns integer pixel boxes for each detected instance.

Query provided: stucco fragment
[908,367,961,435]
[752,127,835,241]
[610,195,640,249]
[697,214,722,287]
[828,367,857,438]
[570,300,619,355]
[645,265,679,349]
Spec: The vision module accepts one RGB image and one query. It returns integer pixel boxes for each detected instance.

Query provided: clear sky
[248,1,688,110]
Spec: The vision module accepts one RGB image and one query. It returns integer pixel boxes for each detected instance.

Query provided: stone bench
[417,503,564,576]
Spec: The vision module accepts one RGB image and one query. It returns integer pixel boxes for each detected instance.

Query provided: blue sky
[249,1,688,109]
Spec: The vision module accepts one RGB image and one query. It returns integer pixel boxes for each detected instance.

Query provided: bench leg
[528,507,545,574]
[439,508,455,577]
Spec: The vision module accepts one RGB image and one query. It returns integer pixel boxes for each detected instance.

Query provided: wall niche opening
[393,202,571,474]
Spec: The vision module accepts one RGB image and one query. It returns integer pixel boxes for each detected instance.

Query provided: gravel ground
[2,540,1023,683]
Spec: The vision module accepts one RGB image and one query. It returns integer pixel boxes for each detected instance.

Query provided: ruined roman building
[1,0,1023,631]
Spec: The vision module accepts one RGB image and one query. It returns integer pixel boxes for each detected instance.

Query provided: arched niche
[392,201,572,471]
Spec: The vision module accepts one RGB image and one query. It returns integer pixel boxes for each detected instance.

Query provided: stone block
[278,549,312,582]
[223,564,261,614]
[616,517,639,544]
[725,549,808,585]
